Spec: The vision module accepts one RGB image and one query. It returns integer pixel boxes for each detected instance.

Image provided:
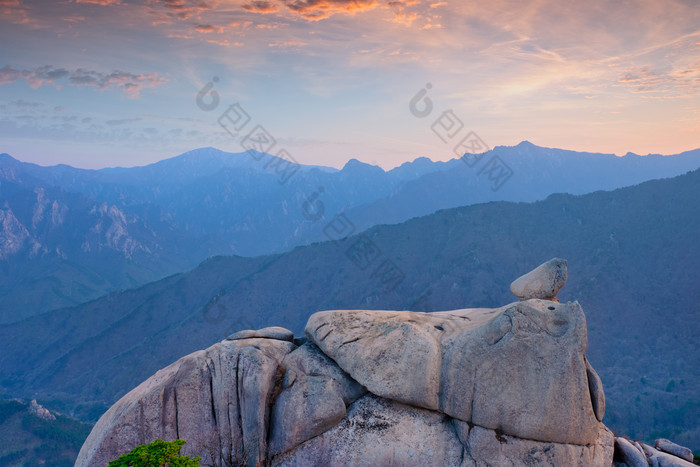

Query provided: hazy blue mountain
[0,176,214,323]
[330,141,700,235]
[2,143,699,321]
[1,168,698,448]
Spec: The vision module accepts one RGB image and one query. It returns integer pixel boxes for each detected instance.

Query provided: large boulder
[78,260,615,466]
[306,299,602,445]
[268,342,366,457]
[76,335,295,467]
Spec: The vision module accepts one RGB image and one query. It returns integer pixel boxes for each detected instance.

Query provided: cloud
[282,0,379,21]
[70,68,167,97]
[390,10,417,25]
[0,65,70,88]
[75,0,122,5]
[10,99,43,109]
[148,0,211,24]
[617,64,700,98]
[242,0,280,13]
[383,0,423,27]
[106,117,141,125]
[0,65,167,97]
[1,0,30,24]
[195,23,223,33]
[195,20,251,34]
[255,22,284,28]
[268,40,308,47]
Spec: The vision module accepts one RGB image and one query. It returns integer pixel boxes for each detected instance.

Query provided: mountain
[0,174,212,322]
[2,143,699,322]
[0,397,91,466]
[1,167,698,448]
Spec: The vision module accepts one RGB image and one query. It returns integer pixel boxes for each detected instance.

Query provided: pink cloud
[1,0,30,24]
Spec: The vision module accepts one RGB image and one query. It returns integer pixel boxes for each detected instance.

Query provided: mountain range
[1,166,698,448]
[2,142,700,322]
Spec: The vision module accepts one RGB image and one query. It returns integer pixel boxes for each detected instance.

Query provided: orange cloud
[382,0,423,26]
[283,0,379,21]
[242,1,280,13]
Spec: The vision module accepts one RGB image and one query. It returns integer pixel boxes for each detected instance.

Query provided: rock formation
[510,257,567,301]
[613,437,697,467]
[78,259,617,466]
[28,399,55,421]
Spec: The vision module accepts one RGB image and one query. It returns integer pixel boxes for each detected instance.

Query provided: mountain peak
[516,140,538,148]
[342,158,383,172]
[0,153,19,164]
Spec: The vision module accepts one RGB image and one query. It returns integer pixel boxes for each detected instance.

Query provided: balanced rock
[510,257,567,300]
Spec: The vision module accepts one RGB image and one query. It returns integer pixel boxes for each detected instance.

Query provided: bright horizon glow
[1,0,699,170]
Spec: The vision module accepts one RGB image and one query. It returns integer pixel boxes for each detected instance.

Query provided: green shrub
[108,439,200,466]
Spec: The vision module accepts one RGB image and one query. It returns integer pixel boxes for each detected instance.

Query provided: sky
[1,0,699,170]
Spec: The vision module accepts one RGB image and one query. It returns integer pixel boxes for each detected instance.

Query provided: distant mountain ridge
[1,167,698,448]
[1,143,699,321]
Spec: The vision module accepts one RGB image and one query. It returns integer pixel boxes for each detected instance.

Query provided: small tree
[108,439,201,466]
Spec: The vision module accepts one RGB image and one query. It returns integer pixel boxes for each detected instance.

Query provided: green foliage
[21,413,91,448]
[109,439,201,467]
[0,398,93,466]
[0,399,25,424]
[0,449,27,465]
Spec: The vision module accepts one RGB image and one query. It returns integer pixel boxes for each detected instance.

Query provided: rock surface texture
[78,260,617,466]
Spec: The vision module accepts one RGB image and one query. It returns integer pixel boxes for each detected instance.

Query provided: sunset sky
[1,0,699,169]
